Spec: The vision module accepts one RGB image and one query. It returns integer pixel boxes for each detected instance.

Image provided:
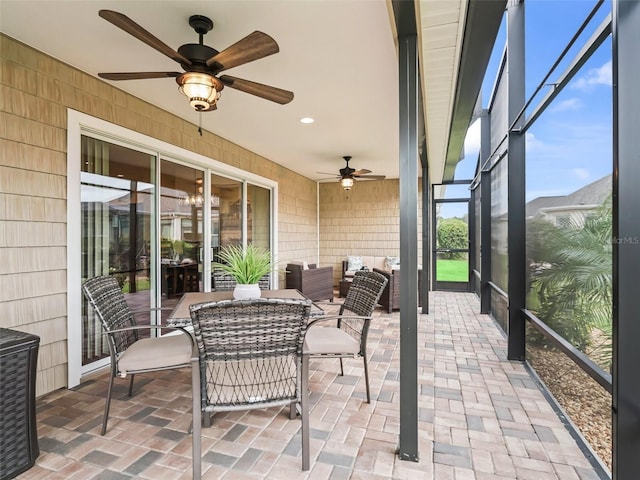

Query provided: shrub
[436,218,468,259]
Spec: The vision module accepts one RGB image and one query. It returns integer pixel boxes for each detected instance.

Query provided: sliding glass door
[80,137,155,365]
[72,115,277,382]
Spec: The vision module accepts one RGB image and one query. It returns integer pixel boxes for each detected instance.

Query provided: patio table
[166,289,324,328]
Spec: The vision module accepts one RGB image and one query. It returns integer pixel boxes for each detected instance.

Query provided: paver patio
[17,291,603,479]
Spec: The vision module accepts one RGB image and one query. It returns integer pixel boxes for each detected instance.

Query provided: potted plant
[213,244,272,299]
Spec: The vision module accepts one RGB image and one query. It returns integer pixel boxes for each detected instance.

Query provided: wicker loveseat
[285,262,334,302]
[340,255,400,298]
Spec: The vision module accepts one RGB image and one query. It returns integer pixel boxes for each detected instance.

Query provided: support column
[398,30,419,463]
[612,1,640,477]
[506,0,526,361]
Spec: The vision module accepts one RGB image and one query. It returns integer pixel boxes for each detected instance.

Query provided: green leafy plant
[213,244,272,284]
[436,217,468,259]
[528,200,612,365]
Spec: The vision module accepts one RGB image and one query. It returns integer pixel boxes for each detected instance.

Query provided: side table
[0,328,40,480]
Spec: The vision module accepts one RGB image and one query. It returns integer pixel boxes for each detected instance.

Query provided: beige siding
[0,34,318,396]
[319,179,423,285]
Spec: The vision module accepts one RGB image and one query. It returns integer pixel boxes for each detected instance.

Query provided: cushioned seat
[305,326,359,355]
[304,270,388,403]
[82,275,194,436]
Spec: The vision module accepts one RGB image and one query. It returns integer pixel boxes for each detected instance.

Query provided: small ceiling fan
[97,10,294,112]
[318,156,386,190]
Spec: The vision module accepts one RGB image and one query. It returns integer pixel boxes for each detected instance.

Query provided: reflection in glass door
[160,161,204,314]
[211,174,243,290]
[247,183,271,249]
[80,136,155,366]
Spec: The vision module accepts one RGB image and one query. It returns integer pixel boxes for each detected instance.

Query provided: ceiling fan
[97,10,294,112]
[318,156,386,190]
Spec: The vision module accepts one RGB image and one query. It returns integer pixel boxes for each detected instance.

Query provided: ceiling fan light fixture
[341,177,354,190]
[176,72,223,111]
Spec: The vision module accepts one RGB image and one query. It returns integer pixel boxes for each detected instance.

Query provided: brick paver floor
[17,291,605,479]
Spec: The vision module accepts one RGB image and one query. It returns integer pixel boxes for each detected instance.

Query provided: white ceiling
[1,0,465,184]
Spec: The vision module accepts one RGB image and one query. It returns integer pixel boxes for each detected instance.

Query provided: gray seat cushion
[304,326,359,355]
[118,333,192,375]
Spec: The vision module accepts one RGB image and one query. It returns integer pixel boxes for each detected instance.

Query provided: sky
[455,0,612,203]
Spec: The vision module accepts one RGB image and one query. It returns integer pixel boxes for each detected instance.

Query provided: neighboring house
[526,174,612,227]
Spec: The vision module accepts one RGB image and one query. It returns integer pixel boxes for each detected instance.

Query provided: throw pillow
[302,261,309,270]
[384,256,400,270]
[347,255,363,271]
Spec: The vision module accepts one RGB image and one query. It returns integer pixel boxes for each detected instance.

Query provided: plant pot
[233,283,261,300]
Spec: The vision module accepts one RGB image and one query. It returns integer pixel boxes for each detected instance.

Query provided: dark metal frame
[612,1,640,476]
[397,20,420,463]
[506,0,526,361]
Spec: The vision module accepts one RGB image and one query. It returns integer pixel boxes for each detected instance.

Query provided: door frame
[431,187,471,292]
[67,109,278,387]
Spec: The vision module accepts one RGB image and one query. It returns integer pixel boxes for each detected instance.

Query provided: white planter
[233,283,261,300]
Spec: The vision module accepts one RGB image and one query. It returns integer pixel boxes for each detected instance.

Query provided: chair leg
[301,354,310,471]
[290,402,297,420]
[339,357,344,376]
[128,374,135,397]
[191,359,201,479]
[101,373,115,436]
[363,355,371,404]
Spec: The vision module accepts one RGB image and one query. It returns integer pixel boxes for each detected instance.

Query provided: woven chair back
[339,270,388,342]
[82,275,138,356]
[190,298,311,409]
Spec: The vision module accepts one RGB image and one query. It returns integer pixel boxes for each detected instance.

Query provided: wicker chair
[304,270,388,403]
[285,263,334,302]
[82,275,193,435]
[189,298,312,476]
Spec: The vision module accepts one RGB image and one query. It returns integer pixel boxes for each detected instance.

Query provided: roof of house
[526,174,612,218]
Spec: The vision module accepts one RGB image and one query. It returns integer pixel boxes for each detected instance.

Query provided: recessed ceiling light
[300,117,314,124]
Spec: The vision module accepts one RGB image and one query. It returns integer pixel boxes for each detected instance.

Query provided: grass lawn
[436,259,468,282]
[122,278,151,293]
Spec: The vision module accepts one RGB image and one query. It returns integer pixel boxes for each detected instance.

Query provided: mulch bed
[527,344,611,472]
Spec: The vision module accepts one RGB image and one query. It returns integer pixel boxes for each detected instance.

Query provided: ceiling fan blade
[98,72,181,80]
[352,169,372,176]
[99,10,192,66]
[220,75,294,104]
[355,175,386,180]
[316,172,340,177]
[207,31,279,71]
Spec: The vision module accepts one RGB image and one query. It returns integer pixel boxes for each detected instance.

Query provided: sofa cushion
[372,257,386,270]
[347,255,363,271]
[361,256,376,270]
[384,256,400,270]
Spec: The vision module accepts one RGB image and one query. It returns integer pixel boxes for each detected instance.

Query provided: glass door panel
[80,137,154,366]
[247,183,271,249]
[211,174,243,289]
[434,200,470,291]
[247,183,272,288]
[160,161,204,313]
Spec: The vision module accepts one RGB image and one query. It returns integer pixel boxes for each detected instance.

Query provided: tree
[528,201,612,367]
[436,217,468,259]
